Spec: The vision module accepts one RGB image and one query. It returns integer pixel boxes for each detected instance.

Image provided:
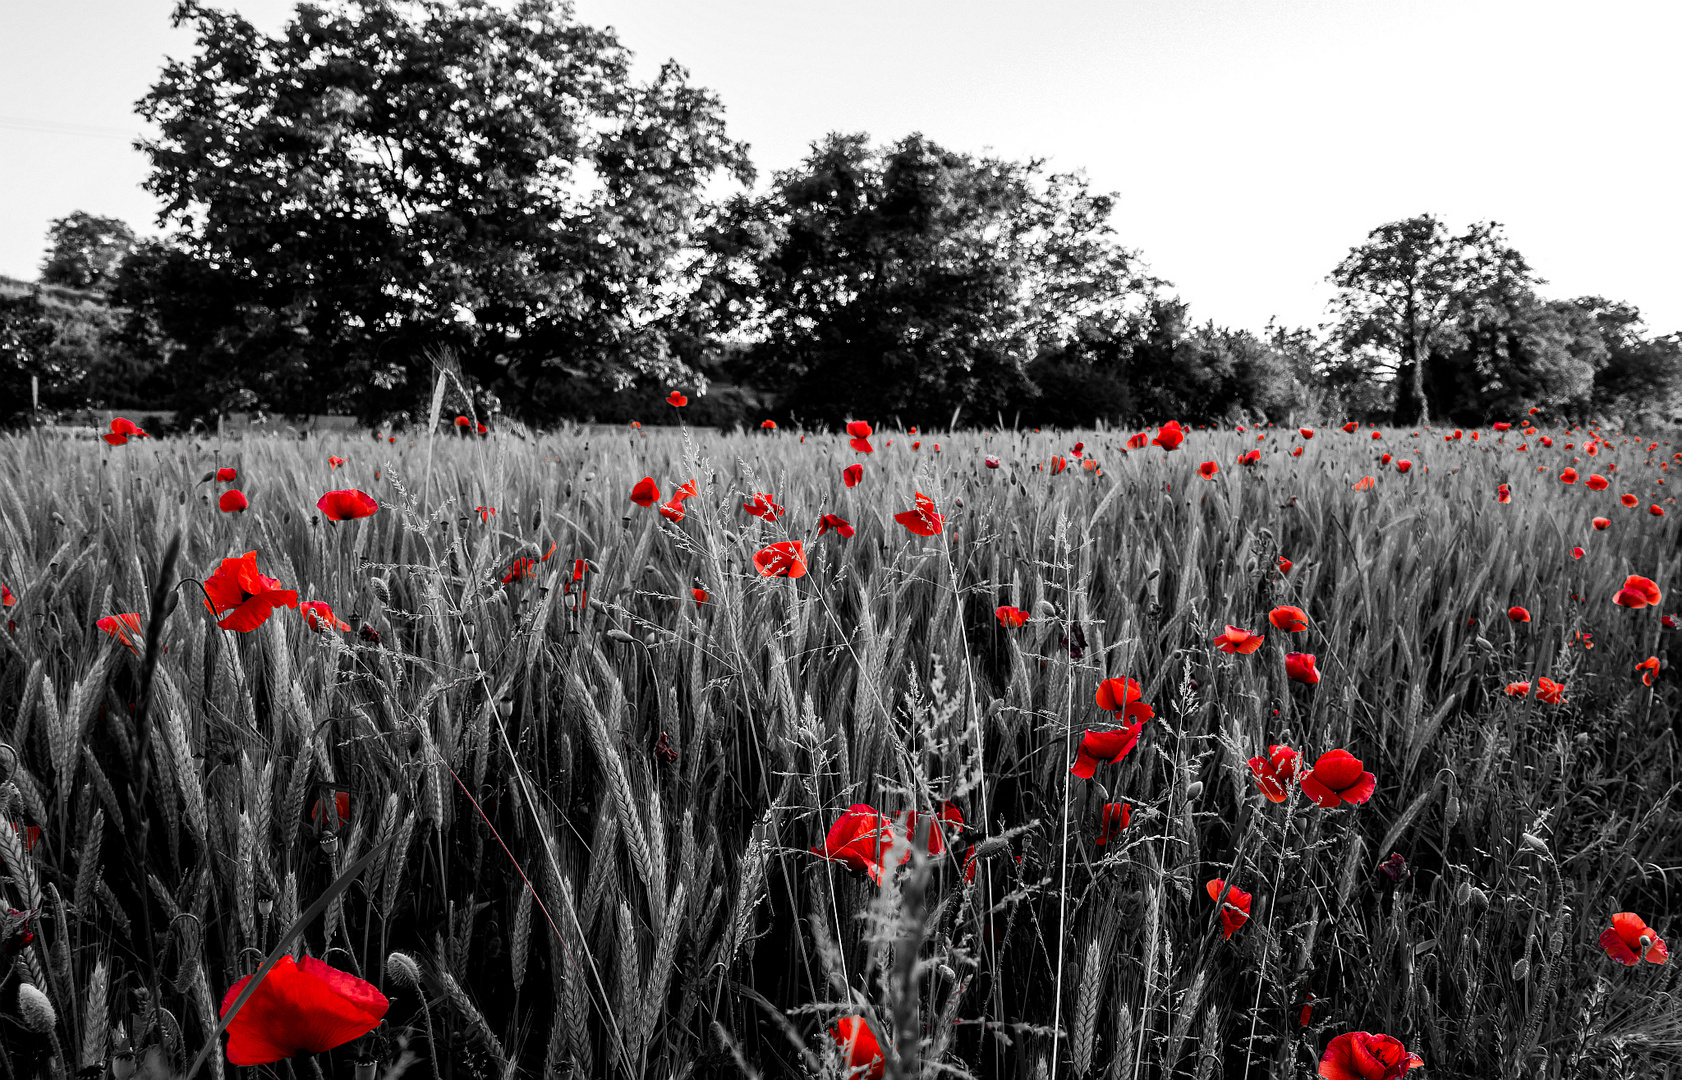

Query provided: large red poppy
[817,514,855,538]
[629,478,660,508]
[1599,912,1669,965]
[203,552,299,633]
[812,805,893,883]
[1096,802,1130,845]
[843,464,864,487]
[1151,421,1185,451]
[1637,656,1661,686]
[1536,676,1567,704]
[894,492,944,536]
[658,480,698,522]
[743,493,785,521]
[1071,719,1148,778]
[1285,652,1320,684]
[846,420,875,454]
[217,467,237,482]
[219,490,248,513]
[894,802,963,859]
[103,417,150,445]
[829,1017,885,1080]
[1300,749,1374,807]
[1614,575,1662,609]
[1587,473,1609,490]
[300,601,350,632]
[1214,625,1265,655]
[995,605,1029,628]
[1248,744,1301,802]
[220,955,388,1066]
[1317,1031,1424,1080]
[1197,460,1219,479]
[1269,605,1309,632]
[1094,678,1155,721]
[1560,468,1578,484]
[753,541,807,579]
[666,391,687,407]
[1206,878,1253,939]
[1507,606,1530,622]
[317,490,379,521]
[97,613,143,656]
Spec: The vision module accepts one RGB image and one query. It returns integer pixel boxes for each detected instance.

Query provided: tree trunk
[1393,332,1431,425]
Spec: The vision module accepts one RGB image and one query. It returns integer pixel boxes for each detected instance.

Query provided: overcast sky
[2,1,1678,335]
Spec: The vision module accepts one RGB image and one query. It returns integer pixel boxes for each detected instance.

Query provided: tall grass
[0,420,1677,1079]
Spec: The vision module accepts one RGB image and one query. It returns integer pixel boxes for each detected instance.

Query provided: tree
[0,295,61,425]
[39,212,138,292]
[706,133,1152,427]
[1329,215,1536,424]
[132,0,750,423]
[1113,299,1315,424]
[1580,298,1682,422]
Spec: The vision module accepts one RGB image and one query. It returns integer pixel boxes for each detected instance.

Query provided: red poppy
[1278,556,1294,574]
[217,467,237,482]
[1151,421,1185,451]
[996,606,1029,628]
[502,558,539,582]
[1317,1032,1424,1080]
[1300,749,1374,807]
[98,613,143,656]
[1505,681,1531,697]
[1269,605,1309,632]
[1197,460,1219,479]
[1592,515,1616,531]
[103,417,150,445]
[1285,652,1320,684]
[817,513,855,538]
[454,415,470,428]
[1375,431,1386,441]
[1341,422,1358,433]
[328,456,346,470]
[846,420,875,454]
[1637,656,1660,686]
[1096,802,1130,845]
[843,463,864,487]
[1070,720,1149,778]
[1561,468,1578,484]
[630,477,660,508]
[753,541,808,579]
[1652,504,1667,517]
[985,455,1000,469]
[1572,546,1585,560]
[895,802,963,859]
[1353,476,1375,491]
[476,422,487,435]
[743,492,785,521]
[1395,460,1412,474]
[311,791,351,830]
[689,587,707,607]
[1214,625,1265,654]
[1206,878,1253,939]
[203,552,299,633]
[1126,432,1149,450]
[1496,484,1510,503]
[1379,453,1392,465]
[1,583,15,608]
[894,492,945,536]
[1600,912,1669,966]
[1248,744,1301,802]
[219,490,248,513]
[911,441,921,450]
[1050,456,1067,475]
[1587,473,1609,490]
[317,489,379,521]
[812,805,893,883]
[1614,575,1663,609]
[1299,427,1315,439]
[1238,450,1261,466]
[667,391,687,407]
[829,1017,885,1080]
[1291,447,1305,458]
[1094,677,1155,721]
[1664,614,1679,629]
[300,601,350,632]
[1618,493,1639,508]
[1536,677,1567,704]
[1507,606,1530,622]
[1541,435,1553,447]
[220,955,389,1066]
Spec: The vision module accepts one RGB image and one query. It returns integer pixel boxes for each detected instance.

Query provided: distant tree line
[4,0,1679,430]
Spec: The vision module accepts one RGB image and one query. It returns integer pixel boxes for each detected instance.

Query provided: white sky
[2,0,1678,335]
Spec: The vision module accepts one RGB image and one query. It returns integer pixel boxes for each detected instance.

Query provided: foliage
[39,212,138,293]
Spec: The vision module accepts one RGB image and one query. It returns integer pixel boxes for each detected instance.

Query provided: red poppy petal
[1298,773,1342,808]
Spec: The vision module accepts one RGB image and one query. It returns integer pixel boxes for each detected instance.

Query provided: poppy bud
[1521,833,1548,853]
[1185,781,1203,800]
[1443,792,1460,830]
[1511,958,1530,981]
[1455,881,1471,905]
[15,982,55,1032]
[258,895,273,918]
[369,577,391,604]
[607,629,638,645]
[385,951,422,988]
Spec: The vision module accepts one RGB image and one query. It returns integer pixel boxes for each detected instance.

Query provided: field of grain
[0,417,1677,1080]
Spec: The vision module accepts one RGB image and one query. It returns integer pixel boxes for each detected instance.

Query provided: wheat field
[0,417,1677,1079]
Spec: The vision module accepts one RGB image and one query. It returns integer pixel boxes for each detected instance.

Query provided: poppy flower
[1299,427,1315,439]
[217,467,237,482]
[1600,912,1669,966]
[985,455,1000,469]
[1269,605,1309,632]
[1379,453,1392,465]
[846,421,875,454]
[454,416,470,429]
[1614,575,1663,609]
[1375,431,1386,440]
[1587,474,1609,490]
[300,601,350,632]
[1506,680,1531,697]
[219,490,248,513]
[476,422,487,435]
[1151,421,1185,451]
[1652,504,1667,517]
[1278,556,1294,574]
[1291,447,1305,458]
[97,613,143,656]
[1094,677,1155,721]
[1342,422,1358,433]
[753,541,807,579]
[1395,460,1412,474]
[1206,878,1253,939]
[1198,460,1220,479]
[1507,606,1530,622]
[1353,476,1375,491]
[1248,744,1301,802]
[666,391,687,407]
[812,805,893,883]
[1070,720,1149,778]
[743,493,785,522]
[1214,625,1265,654]
[1096,802,1130,845]
[895,802,963,859]
[1561,468,1578,484]
[317,489,379,521]
[202,551,299,633]
[502,558,539,583]
[1318,1032,1424,1080]
[1238,450,1261,466]
[103,417,150,445]
[829,1016,885,1080]
[1572,546,1585,560]
[1300,749,1375,807]
[1637,656,1660,686]
[1497,484,1511,503]
[894,492,945,536]
[311,791,351,830]
[328,456,346,470]
[1285,652,1320,684]
[817,513,855,538]
[1,583,15,608]
[1620,493,1639,508]
[1575,629,1594,649]
[1536,677,1567,704]
[842,463,864,488]
[996,605,1029,628]
[629,478,660,508]
[1049,456,1067,475]
[220,954,389,1066]
[1126,432,1150,450]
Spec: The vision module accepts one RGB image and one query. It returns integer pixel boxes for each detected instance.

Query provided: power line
[0,115,138,141]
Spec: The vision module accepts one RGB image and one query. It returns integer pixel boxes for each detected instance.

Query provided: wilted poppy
[1300,749,1374,807]
[1593,517,1611,531]
[1318,1032,1424,1080]
[1587,474,1609,490]
[995,606,1029,628]
[1285,652,1320,684]
[219,490,248,513]
[1198,460,1219,479]
[1664,614,1679,629]
[203,552,299,633]
[300,601,350,632]
[97,613,143,656]
[328,456,346,470]
[1151,421,1185,451]
[843,463,864,487]
[220,955,389,1066]
[743,493,785,522]
[829,1017,885,1080]
[666,391,687,407]
[1248,744,1301,802]
[1070,720,1149,778]
[1269,605,1309,632]
[846,420,875,454]
[1096,802,1130,845]
[894,492,945,536]
[1600,912,1669,966]
[753,541,807,579]
[629,478,660,508]
[1508,606,1530,623]
[1637,656,1660,686]
[1095,677,1155,721]
[317,489,379,521]
[817,513,855,538]
[1614,575,1663,609]
[812,805,892,883]
[1536,677,1567,704]
[1206,878,1253,939]
[1214,625,1265,654]
[1561,468,1578,484]
[217,467,237,482]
